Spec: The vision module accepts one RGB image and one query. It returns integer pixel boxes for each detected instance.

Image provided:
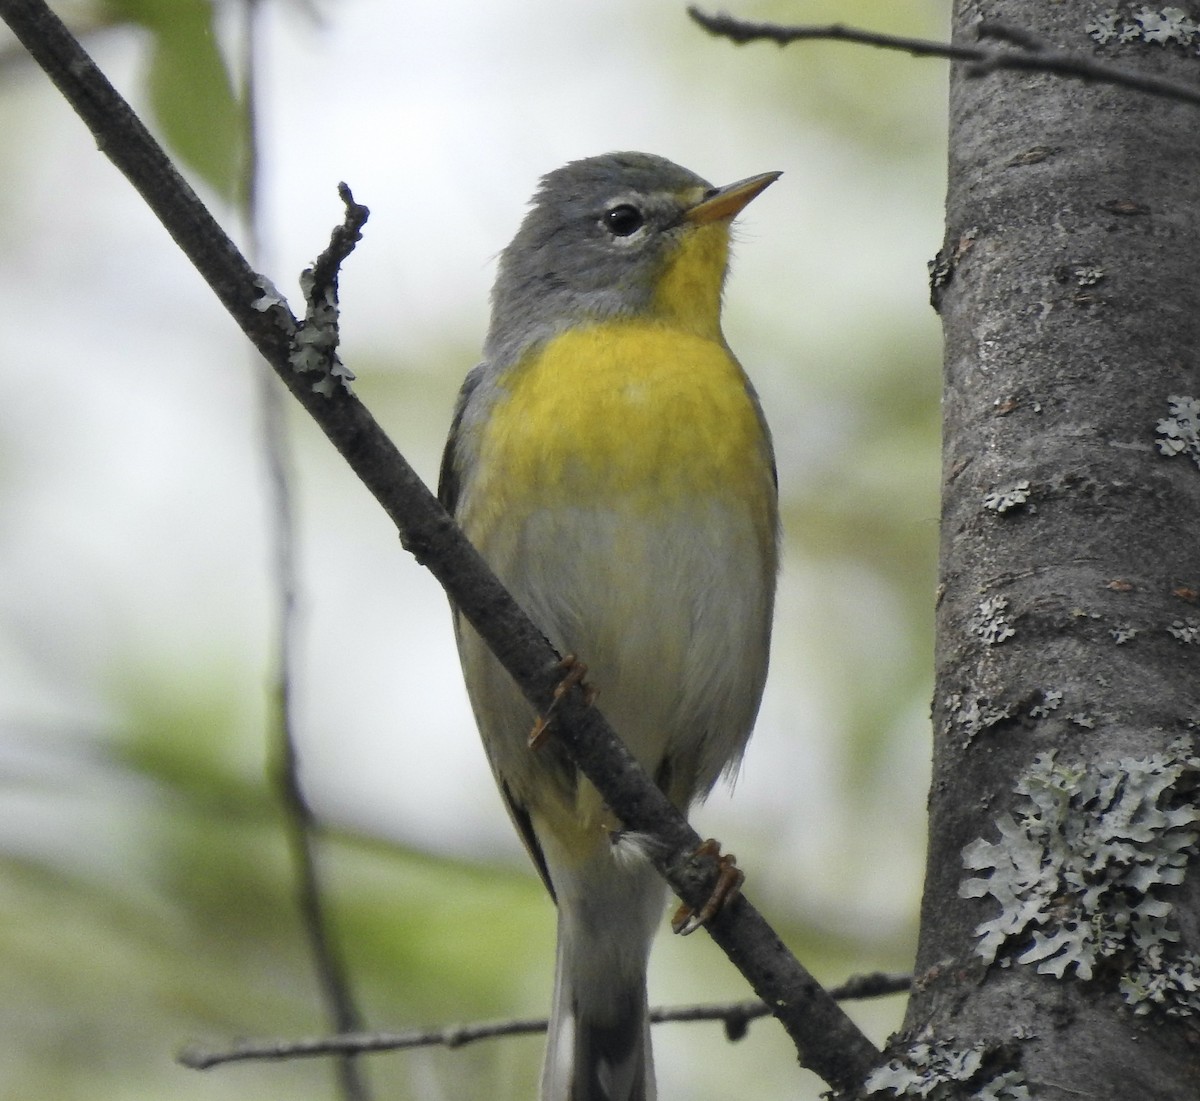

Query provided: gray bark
[897,2,1200,1098]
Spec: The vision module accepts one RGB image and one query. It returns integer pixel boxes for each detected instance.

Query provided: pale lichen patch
[961,744,1200,1017]
[866,1039,1029,1100]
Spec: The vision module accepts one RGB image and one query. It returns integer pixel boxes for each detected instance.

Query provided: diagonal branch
[0,0,881,1094]
[686,7,1200,108]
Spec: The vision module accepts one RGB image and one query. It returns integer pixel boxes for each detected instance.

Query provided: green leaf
[106,0,246,202]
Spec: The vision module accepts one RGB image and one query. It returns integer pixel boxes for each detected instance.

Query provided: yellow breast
[469,321,773,529]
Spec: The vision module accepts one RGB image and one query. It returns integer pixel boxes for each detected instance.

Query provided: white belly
[456,495,774,832]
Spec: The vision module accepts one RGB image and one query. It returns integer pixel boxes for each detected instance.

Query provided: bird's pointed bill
[685,171,781,225]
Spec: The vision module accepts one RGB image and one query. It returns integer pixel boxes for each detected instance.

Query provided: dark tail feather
[541,911,657,1101]
[540,847,663,1100]
[567,987,651,1101]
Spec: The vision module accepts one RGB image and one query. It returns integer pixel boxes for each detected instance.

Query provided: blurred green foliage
[679,0,949,153]
[3,671,554,1100]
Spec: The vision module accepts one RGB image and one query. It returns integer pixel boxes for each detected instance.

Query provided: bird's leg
[528,654,595,750]
[671,838,745,936]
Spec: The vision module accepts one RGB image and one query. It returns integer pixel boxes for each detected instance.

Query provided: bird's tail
[542,957,652,1101]
[540,856,663,1101]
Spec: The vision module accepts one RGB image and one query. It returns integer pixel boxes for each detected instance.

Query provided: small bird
[439,152,779,1101]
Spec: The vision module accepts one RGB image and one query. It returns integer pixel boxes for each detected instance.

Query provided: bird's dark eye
[603,204,645,237]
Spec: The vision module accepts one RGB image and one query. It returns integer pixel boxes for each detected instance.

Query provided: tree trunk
[898,1,1200,1097]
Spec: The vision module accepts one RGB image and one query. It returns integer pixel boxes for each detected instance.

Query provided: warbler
[439,152,779,1101]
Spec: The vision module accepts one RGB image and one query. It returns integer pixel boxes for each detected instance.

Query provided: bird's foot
[528,655,594,749]
[671,838,745,936]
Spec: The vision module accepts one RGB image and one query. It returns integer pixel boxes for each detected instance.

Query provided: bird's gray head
[483,152,723,368]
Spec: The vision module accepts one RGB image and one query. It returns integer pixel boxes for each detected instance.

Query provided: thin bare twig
[0,1,883,1094]
[689,7,986,58]
[178,972,913,1069]
[264,193,374,1094]
[687,7,1200,108]
[309,182,369,294]
[239,3,370,1097]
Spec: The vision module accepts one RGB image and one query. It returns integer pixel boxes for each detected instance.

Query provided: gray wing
[438,363,559,902]
[437,363,488,516]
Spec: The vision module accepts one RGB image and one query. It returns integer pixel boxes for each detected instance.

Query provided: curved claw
[528,655,594,749]
[671,838,745,936]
